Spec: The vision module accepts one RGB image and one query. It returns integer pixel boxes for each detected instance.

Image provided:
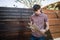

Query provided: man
[30,4,49,40]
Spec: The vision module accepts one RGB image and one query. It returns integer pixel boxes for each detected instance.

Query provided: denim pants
[30,35,46,40]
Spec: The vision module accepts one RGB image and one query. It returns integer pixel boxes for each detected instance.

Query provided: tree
[15,0,45,8]
[43,2,60,10]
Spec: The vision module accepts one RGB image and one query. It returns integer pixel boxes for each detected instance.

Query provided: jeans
[30,35,46,40]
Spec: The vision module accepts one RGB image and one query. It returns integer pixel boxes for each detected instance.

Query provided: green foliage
[46,2,60,10]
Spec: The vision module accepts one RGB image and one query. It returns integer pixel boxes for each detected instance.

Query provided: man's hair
[33,4,41,11]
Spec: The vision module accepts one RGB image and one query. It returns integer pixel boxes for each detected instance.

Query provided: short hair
[33,4,41,11]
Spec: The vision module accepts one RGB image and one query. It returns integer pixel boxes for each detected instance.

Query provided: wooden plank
[45,13,57,19]
[0,19,29,21]
[49,19,60,26]
[43,10,60,19]
[0,7,33,19]
[49,26,60,33]
[57,13,60,18]
[51,33,60,38]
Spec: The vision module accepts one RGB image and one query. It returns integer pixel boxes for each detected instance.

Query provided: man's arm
[41,22,49,34]
[42,14,49,33]
[45,22,49,31]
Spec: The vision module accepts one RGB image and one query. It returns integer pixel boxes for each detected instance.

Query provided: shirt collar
[33,13,43,16]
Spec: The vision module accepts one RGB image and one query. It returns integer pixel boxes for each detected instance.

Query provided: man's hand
[40,29,46,33]
[28,23,47,36]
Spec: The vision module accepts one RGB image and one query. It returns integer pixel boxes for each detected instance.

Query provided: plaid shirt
[30,13,48,37]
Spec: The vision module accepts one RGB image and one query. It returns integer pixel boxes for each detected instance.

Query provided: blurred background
[0,0,60,40]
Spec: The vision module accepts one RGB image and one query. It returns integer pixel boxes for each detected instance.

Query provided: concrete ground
[54,38,60,40]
